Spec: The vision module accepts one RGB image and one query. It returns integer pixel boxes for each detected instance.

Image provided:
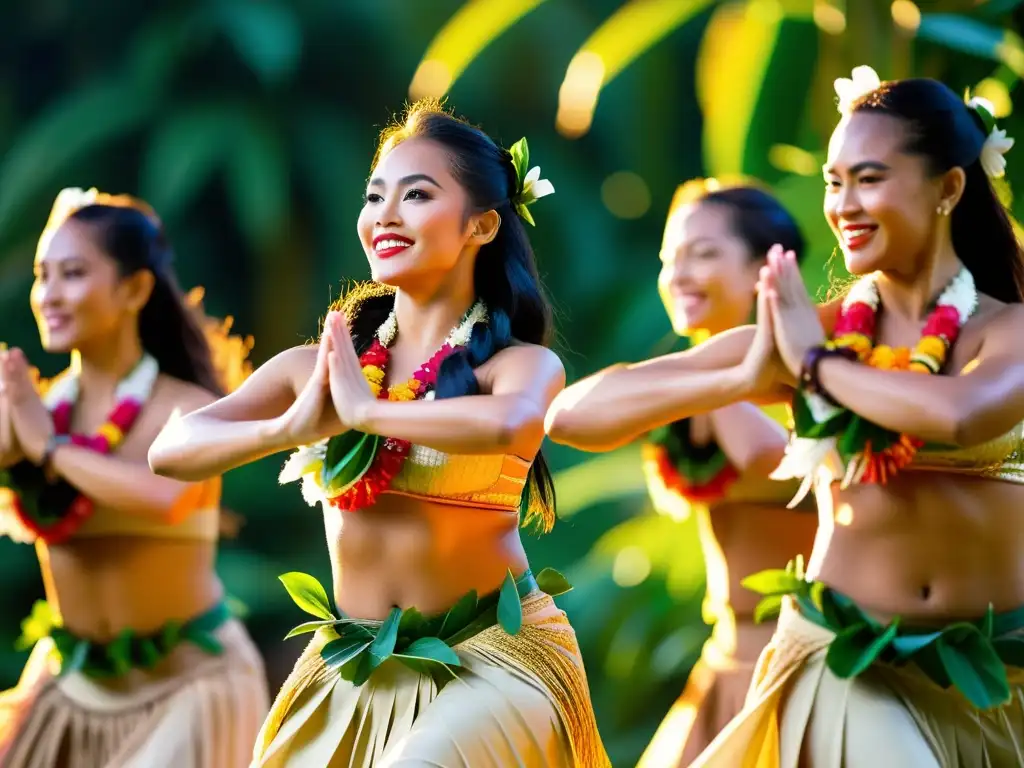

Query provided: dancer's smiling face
[658,201,762,336]
[358,138,499,290]
[825,111,949,276]
[31,217,154,353]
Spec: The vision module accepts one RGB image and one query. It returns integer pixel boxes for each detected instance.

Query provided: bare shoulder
[487,342,564,376]
[979,299,1024,346]
[475,342,565,393]
[151,375,218,418]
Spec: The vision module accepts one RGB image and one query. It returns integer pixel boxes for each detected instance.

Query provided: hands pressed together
[273,310,378,447]
[0,345,50,467]
[741,244,827,394]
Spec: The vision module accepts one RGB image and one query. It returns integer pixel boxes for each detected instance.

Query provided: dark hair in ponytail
[337,100,557,532]
[852,78,1024,303]
[669,179,806,263]
[70,205,223,394]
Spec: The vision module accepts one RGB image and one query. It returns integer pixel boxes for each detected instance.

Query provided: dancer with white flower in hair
[150,99,608,767]
[554,67,1024,766]
[0,189,268,767]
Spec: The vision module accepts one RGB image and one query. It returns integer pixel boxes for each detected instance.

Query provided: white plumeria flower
[834,65,882,114]
[521,166,555,204]
[967,96,996,118]
[980,127,1014,179]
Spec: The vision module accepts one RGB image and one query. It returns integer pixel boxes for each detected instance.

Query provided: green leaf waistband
[744,561,1024,710]
[280,567,571,686]
[17,600,231,679]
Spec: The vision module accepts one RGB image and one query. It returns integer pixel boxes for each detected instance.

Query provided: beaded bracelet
[800,344,858,405]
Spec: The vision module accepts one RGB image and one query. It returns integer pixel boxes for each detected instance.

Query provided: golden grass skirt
[252,591,608,768]
[690,598,1024,768]
[0,618,269,768]
[637,615,776,768]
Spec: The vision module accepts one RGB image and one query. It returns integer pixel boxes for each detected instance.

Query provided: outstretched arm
[325,312,564,458]
[544,284,795,453]
[150,341,337,481]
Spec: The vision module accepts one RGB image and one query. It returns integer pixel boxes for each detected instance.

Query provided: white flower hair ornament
[834,65,882,115]
[966,96,1014,179]
[508,137,554,226]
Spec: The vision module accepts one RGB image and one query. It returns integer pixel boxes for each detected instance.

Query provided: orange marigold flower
[868,344,896,369]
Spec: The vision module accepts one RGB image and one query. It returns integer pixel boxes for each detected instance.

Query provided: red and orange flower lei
[1,354,159,544]
[776,267,977,496]
[280,301,489,512]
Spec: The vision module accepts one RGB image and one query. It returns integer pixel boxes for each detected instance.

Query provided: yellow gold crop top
[909,421,1024,483]
[72,477,222,541]
[384,444,530,513]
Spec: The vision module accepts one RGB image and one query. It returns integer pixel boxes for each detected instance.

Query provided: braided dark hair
[332,101,556,531]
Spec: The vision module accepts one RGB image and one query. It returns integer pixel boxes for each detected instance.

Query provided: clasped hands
[741,245,827,396]
[274,311,381,447]
[0,346,53,467]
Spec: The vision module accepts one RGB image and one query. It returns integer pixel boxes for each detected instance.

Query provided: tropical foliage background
[0,0,1020,763]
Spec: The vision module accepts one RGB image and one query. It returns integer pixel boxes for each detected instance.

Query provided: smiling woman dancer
[149,100,608,768]
[567,180,817,768]
[0,189,268,768]
[549,69,1024,767]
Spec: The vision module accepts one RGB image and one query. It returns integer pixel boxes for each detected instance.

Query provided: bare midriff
[811,472,1024,622]
[700,500,818,619]
[325,493,528,620]
[43,535,224,641]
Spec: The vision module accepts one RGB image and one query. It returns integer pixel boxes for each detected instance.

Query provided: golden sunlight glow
[974,78,1013,118]
[635,692,703,767]
[613,546,652,587]
[697,1,782,175]
[409,0,549,100]
[555,52,605,138]
[890,1,921,32]
[601,171,652,219]
[769,144,819,176]
[813,1,845,36]
[834,502,854,527]
[995,36,1024,78]
[556,0,717,138]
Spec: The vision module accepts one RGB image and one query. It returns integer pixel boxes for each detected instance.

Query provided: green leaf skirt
[279,567,572,687]
[18,600,231,679]
[746,566,1024,711]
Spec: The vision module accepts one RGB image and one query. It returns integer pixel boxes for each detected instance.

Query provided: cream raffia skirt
[252,591,609,768]
[0,619,269,768]
[690,598,1024,768]
[637,613,776,768]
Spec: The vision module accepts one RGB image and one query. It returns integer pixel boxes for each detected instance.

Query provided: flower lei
[280,302,489,511]
[0,354,159,544]
[642,432,739,509]
[641,338,738,511]
[772,268,977,504]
